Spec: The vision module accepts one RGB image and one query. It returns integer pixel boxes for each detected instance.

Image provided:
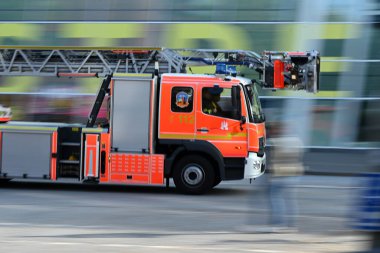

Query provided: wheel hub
[183,165,204,186]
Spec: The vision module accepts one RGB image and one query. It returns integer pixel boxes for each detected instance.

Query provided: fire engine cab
[0,47,320,194]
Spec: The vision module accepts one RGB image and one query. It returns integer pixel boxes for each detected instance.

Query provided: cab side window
[202,87,239,120]
[171,87,193,113]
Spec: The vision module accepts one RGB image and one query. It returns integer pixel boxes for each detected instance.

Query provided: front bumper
[244,152,266,179]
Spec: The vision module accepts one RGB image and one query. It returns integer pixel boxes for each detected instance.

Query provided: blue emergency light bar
[215,63,237,76]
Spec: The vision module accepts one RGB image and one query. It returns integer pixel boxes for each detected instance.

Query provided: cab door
[195,83,248,157]
[159,82,197,140]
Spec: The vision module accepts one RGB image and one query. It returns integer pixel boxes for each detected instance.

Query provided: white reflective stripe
[88,150,93,177]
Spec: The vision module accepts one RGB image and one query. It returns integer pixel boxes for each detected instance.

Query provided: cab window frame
[201,87,240,120]
[170,86,194,113]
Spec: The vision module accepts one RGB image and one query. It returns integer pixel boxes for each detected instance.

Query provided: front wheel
[213,177,222,188]
[173,155,215,194]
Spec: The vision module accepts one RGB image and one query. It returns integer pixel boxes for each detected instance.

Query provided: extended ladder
[0,46,320,93]
[0,46,320,91]
[0,46,268,75]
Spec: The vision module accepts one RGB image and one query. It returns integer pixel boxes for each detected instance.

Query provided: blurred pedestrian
[239,121,304,234]
[267,121,304,231]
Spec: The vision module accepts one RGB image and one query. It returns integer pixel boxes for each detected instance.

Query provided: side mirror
[240,116,246,130]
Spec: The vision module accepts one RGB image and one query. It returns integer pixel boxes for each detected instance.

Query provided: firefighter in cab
[202,87,223,116]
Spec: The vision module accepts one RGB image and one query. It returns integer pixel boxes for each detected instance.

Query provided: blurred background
[0,0,380,170]
[1,1,380,252]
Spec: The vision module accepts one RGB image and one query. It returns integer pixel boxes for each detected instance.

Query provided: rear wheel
[173,155,215,194]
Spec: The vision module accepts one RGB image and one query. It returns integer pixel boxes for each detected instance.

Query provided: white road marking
[296,185,360,189]
[0,240,284,252]
[245,250,283,253]
[0,222,106,228]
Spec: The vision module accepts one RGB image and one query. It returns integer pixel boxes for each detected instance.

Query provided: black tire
[213,177,222,188]
[0,178,11,184]
[173,155,215,194]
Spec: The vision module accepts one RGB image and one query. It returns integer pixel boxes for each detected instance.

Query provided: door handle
[197,128,209,133]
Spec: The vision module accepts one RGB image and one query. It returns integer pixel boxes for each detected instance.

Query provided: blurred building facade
[0,0,380,149]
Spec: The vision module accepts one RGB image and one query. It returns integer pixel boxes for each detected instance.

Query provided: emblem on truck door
[221,121,229,131]
[175,91,191,108]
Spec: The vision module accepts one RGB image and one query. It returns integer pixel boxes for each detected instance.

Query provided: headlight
[253,160,261,170]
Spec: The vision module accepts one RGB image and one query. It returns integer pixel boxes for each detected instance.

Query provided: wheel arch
[162,140,225,180]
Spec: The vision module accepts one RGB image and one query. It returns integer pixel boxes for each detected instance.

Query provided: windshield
[244,83,265,123]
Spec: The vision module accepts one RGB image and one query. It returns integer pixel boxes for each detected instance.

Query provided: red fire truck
[0,47,320,194]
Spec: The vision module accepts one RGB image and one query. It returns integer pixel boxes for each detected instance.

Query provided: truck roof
[161,73,252,85]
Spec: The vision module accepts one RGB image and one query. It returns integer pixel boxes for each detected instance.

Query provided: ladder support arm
[86,74,112,128]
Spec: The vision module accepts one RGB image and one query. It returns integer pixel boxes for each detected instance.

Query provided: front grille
[258,137,265,157]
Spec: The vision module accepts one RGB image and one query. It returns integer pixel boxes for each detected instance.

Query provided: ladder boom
[0,47,320,93]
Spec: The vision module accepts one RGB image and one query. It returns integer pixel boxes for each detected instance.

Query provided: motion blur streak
[0,1,380,252]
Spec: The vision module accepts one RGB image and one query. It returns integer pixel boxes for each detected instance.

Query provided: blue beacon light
[215,63,237,76]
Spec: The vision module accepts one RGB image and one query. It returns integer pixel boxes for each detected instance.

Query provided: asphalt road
[0,175,369,252]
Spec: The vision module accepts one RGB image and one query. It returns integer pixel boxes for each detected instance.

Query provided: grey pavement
[0,175,370,252]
